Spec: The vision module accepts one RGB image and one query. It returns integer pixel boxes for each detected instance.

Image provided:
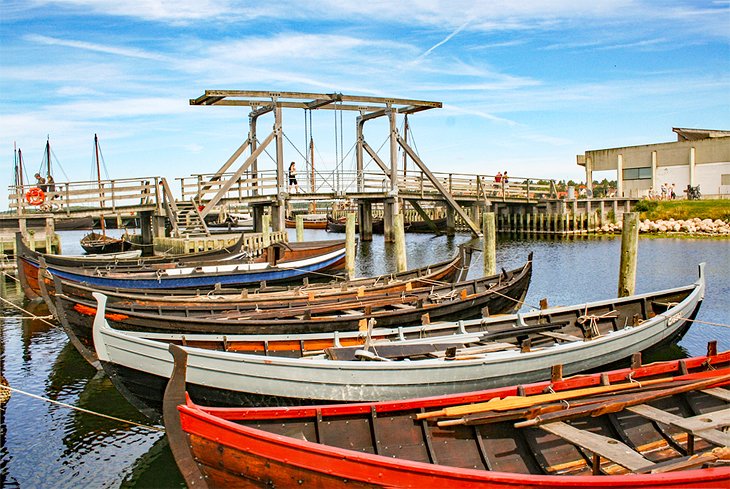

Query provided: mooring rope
[0,384,163,432]
[0,295,59,329]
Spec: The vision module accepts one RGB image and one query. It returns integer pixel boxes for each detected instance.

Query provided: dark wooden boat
[40,250,466,309]
[28,238,347,291]
[91,268,701,420]
[163,346,730,488]
[285,215,329,229]
[79,231,132,254]
[51,256,530,366]
[16,232,261,300]
[326,216,384,233]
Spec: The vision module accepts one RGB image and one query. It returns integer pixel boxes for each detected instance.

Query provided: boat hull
[169,351,730,488]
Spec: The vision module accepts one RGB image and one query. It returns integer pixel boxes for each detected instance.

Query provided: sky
[1,1,729,209]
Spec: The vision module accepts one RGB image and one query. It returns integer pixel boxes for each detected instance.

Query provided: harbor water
[0,229,728,487]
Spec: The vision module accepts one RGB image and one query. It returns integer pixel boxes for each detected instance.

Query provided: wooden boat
[40,250,466,309]
[80,231,132,254]
[28,238,347,291]
[52,249,142,261]
[285,214,329,229]
[58,256,530,355]
[326,216,384,234]
[15,231,254,299]
[51,256,529,369]
[91,262,700,421]
[80,134,131,254]
[163,346,730,488]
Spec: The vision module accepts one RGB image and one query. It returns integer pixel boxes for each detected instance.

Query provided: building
[577,128,730,198]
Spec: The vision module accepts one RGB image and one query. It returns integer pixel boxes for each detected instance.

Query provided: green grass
[638,199,730,221]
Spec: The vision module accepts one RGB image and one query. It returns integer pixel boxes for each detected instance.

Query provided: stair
[174,201,210,237]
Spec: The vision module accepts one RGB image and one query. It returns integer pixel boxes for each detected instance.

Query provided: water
[1,230,728,487]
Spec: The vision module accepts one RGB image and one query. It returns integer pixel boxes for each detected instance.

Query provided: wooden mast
[94,134,106,236]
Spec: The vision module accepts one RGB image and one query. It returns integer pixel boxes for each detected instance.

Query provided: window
[623,167,652,180]
[722,174,730,185]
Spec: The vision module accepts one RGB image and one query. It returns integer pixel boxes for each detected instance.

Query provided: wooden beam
[192,90,441,108]
[362,140,390,176]
[198,131,275,218]
[627,404,730,447]
[397,135,481,236]
[406,199,441,234]
[198,139,251,198]
[250,104,275,118]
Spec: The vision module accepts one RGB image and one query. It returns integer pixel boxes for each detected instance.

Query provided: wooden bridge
[8,90,618,242]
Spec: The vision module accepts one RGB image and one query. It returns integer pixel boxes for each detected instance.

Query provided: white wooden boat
[92,263,705,421]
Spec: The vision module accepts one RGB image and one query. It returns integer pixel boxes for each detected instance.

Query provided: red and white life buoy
[25,187,45,206]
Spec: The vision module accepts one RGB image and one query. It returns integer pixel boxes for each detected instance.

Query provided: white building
[577,128,730,198]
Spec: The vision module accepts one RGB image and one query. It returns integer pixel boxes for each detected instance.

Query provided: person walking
[288,162,299,193]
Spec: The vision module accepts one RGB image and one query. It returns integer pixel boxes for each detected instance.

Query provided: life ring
[25,187,45,206]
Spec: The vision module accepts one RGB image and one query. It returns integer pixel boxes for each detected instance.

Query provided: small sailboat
[80,134,131,254]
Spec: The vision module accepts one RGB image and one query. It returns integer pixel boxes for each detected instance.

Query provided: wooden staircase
[173,200,210,237]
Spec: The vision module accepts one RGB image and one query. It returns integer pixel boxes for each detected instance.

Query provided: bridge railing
[8,177,163,215]
[177,170,556,203]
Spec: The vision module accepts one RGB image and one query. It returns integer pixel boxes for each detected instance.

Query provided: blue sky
[1,1,728,209]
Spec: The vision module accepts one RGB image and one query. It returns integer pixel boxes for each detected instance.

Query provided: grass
[637,199,730,221]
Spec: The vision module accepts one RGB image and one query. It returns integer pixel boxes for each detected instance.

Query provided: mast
[94,133,106,235]
[310,136,316,213]
[45,138,52,179]
[18,148,25,188]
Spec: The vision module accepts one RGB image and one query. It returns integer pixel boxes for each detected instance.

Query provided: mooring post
[482,212,496,276]
[393,212,407,272]
[345,211,356,279]
[295,215,304,242]
[618,212,639,297]
[262,213,271,248]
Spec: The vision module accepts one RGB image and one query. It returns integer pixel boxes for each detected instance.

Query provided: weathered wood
[482,212,496,276]
[295,215,304,242]
[627,404,730,447]
[540,421,655,472]
[539,331,583,343]
[393,212,407,272]
[618,212,639,297]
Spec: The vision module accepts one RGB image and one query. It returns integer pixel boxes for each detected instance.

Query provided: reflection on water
[0,229,727,487]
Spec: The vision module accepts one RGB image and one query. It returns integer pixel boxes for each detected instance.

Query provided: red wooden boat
[164,345,730,488]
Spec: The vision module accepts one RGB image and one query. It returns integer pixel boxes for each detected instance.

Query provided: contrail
[414,19,470,63]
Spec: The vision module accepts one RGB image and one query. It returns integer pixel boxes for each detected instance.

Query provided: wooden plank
[538,331,583,343]
[627,404,730,447]
[428,342,518,358]
[702,387,730,402]
[540,421,655,472]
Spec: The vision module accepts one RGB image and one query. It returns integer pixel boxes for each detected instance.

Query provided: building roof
[672,127,730,141]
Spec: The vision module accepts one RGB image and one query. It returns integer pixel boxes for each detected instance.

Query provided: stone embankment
[599,218,730,236]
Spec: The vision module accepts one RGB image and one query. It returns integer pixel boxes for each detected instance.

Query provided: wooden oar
[515,371,730,428]
[436,377,707,427]
[418,367,730,421]
[417,377,679,420]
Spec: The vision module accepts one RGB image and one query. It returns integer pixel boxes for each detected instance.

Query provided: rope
[483,286,541,311]
[0,295,60,329]
[0,384,163,432]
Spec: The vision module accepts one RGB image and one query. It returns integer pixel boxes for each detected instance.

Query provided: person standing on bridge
[494,172,502,196]
[288,161,299,193]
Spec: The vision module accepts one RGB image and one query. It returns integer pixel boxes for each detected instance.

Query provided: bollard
[393,212,407,273]
[345,212,356,279]
[482,212,496,276]
[295,215,304,242]
[618,212,639,297]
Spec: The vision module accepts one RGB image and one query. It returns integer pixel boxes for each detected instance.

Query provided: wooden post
[262,213,271,248]
[295,215,304,242]
[618,212,639,297]
[346,211,356,279]
[482,212,496,276]
[393,212,407,272]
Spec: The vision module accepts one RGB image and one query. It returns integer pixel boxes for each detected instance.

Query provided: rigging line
[482,286,541,311]
[48,146,70,181]
[0,294,61,329]
[0,384,164,432]
[281,131,307,161]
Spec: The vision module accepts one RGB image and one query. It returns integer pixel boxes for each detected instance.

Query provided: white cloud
[24,34,170,61]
